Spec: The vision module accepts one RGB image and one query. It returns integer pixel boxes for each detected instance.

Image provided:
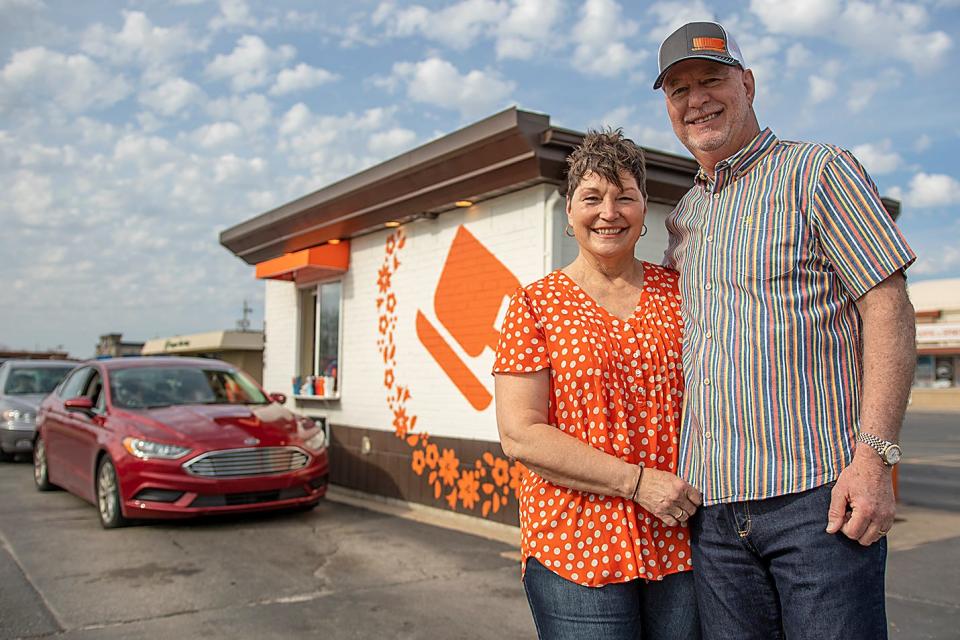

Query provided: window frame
[295,277,344,400]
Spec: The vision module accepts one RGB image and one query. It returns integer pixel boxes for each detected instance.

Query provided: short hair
[564,128,647,200]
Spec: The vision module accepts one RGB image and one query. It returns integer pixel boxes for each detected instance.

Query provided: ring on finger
[675,508,687,520]
[878,529,888,536]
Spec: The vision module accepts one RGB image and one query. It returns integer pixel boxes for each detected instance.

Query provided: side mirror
[268,393,287,405]
[64,397,94,412]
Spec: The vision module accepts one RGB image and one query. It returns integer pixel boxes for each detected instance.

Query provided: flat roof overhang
[254,242,350,281]
[219,107,700,266]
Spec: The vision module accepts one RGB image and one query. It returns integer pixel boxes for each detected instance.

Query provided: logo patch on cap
[691,37,726,53]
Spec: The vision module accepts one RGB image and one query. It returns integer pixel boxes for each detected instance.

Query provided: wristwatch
[856,432,902,466]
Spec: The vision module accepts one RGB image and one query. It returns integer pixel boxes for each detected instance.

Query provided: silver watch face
[884,445,902,465]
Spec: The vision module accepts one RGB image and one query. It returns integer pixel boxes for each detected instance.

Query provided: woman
[493,129,701,639]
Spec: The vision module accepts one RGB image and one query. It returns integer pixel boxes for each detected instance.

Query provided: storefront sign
[916,322,960,345]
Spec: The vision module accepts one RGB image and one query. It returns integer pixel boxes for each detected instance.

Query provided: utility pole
[236,299,253,331]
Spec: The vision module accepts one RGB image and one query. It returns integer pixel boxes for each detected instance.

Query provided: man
[656,21,916,640]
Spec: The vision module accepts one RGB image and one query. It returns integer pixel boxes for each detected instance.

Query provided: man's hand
[826,449,895,545]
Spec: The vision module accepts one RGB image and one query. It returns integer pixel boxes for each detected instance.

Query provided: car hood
[1,394,45,412]
[121,404,302,448]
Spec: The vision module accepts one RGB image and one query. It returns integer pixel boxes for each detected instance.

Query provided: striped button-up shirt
[665,128,915,505]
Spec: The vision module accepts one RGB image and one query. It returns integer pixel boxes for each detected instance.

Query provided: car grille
[189,486,308,507]
[183,447,310,478]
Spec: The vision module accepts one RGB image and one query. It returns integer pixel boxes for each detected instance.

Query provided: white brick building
[221,108,697,525]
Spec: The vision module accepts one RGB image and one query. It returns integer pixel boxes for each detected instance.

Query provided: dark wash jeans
[690,483,888,640]
[523,556,701,639]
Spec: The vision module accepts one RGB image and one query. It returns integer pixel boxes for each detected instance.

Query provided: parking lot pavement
[1,411,958,640]
[0,459,533,640]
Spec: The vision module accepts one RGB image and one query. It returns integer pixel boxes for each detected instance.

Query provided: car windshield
[109,366,268,409]
[3,366,75,395]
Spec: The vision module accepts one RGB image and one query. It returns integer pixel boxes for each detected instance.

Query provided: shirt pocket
[733,210,801,280]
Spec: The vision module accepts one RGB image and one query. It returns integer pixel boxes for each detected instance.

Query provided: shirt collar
[695,128,778,187]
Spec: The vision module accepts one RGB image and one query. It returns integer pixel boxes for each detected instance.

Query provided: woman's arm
[495,371,701,524]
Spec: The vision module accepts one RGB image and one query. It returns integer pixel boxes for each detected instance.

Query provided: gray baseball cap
[653,21,746,90]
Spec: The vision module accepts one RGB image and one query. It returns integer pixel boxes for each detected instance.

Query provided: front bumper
[116,451,329,519]
[0,426,36,454]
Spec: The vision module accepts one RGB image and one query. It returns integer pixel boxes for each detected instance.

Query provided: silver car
[0,360,76,461]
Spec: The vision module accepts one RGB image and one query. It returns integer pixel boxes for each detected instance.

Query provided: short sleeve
[492,288,549,374]
[811,150,916,299]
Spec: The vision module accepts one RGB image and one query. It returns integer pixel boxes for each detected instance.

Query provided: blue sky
[1,0,958,358]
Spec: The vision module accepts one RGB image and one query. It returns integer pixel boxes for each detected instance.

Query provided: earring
[564,224,575,238]
[640,224,648,237]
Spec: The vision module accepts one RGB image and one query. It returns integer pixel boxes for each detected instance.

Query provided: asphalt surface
[0,410,957,639]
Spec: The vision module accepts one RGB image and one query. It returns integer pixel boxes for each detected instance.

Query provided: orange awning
[255,242,350,282]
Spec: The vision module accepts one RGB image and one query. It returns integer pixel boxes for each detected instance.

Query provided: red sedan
[34,357,328,528]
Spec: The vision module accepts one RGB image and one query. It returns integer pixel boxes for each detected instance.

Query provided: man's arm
[826,271,916,545]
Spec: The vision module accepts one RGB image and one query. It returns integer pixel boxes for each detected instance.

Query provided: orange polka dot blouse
[493,262,691,587]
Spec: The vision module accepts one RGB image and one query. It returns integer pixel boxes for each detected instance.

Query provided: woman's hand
[633,467,702,526]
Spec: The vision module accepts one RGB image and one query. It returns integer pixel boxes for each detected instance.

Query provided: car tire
[96,457,128,529]
[33,437,57,491]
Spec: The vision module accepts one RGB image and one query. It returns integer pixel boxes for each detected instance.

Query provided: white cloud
[847,70,902,113]
[372,0,507,50]
[0,46,131,114]
[367,127,418,156]
[785,43,812,69]
[647,1,715,41]
[8,169,53,225]
[914,134,932,152]
[388,57,515,118]
[912,244,960,276]
[138,77,203,116]
[749,0,840,34]
[750,0,953,72]
[206,93,273,132]
[269,63,338,96]
[572,0,646,77]
[210,0,259,31]
[495,0,564,60]
[596,105,686,154]
[808,75,836,104]
[851,139,902,175]
[81,11,204,83]
[192,121,243,148]
[889,172,960,208]
[205,35,295,92]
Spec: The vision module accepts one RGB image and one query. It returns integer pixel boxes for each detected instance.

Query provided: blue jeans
[690,483,888,640]
[523,557,700,639]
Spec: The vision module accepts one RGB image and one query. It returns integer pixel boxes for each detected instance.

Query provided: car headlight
[304,430,327,452]
[122,437,192,460]
[1,409,33,424]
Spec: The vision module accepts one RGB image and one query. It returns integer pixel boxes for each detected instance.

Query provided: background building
[141,330,265,383]
[909,278,960,411]
[95,333,144,358]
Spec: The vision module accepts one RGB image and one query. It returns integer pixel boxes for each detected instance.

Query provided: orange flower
[509,461,526,497]
[392,406,410,437]
[437,448,460,486]
[457,470,480,510]
[383,368,394,389]
[411,449,425,476]
[424,443,439,469]
[491,458,509,487]
[386,293,397,313]
[378,314,389,335]
[386,234,397,255]
[377,265,392,294]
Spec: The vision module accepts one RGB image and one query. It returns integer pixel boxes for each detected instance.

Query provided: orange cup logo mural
[416,226,520,411]
[376,226,527,518]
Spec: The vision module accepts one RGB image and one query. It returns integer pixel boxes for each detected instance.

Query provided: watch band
[856,432,901,465]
